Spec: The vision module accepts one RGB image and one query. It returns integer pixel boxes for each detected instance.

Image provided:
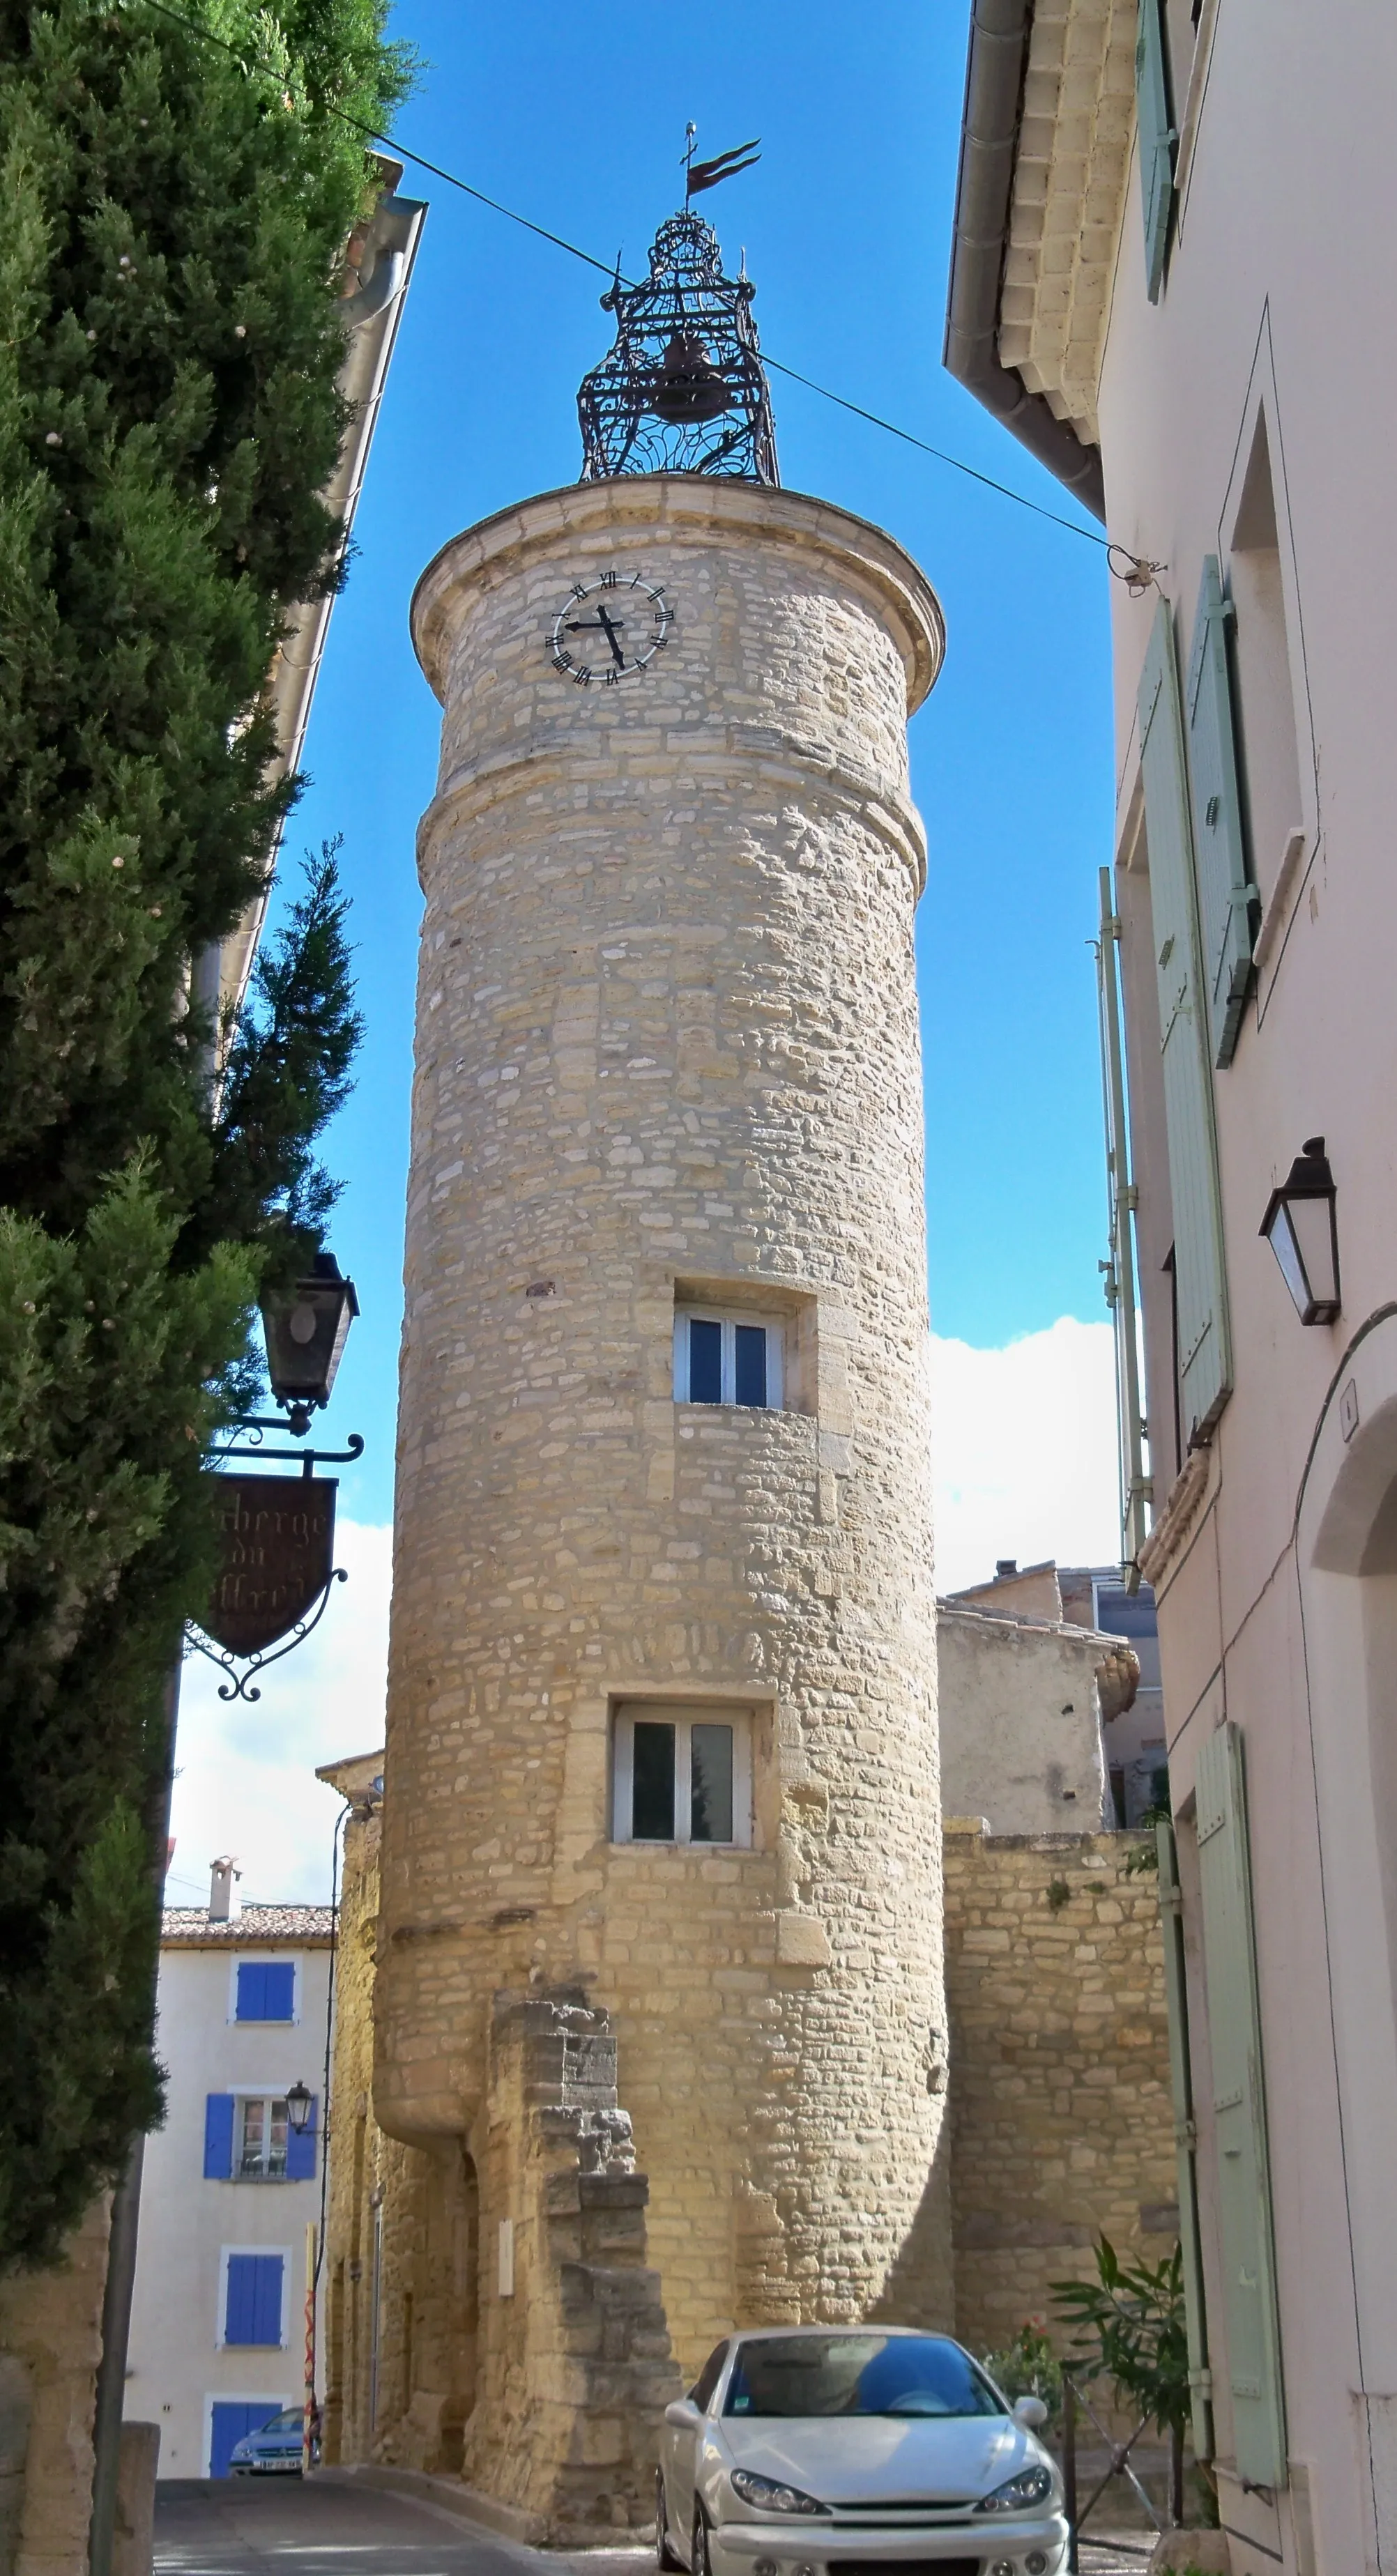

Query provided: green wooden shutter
[1136,0,1176,302]
[1196,1723,1285,2487]
[1156,1821,1214,2462]
[1186,558,1257,1068]
[1097,867,1152,1567]
[1138,597,1232,1444]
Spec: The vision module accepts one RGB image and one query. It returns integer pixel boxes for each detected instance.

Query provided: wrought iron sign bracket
[213,1415,365,1479]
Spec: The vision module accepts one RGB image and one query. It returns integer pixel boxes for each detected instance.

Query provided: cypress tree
[0,0,411,2269]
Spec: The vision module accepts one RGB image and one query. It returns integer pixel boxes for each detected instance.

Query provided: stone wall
[374,471,953,2389]
[323,1788,680,2536]
[945,1823,1177,2361]
[0,2195,109,2576]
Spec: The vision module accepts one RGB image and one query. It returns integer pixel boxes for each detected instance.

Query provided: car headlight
[729,2469,830,2516]
[972,2462,1055,2513]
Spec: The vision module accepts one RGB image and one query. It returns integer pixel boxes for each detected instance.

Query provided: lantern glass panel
[1289,1193,1339,1319]
[260,1262,358,1409]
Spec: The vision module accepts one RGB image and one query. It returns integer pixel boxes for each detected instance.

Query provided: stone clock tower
[372,212,949,2533]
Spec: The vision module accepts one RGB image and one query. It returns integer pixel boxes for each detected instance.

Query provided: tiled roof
[161,1903,336,1946]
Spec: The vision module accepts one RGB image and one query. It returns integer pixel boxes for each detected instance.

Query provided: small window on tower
[673,1308,782,1409]
[612,1703,754,1847]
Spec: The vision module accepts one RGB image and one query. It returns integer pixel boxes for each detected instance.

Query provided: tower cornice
[411,474,945,716]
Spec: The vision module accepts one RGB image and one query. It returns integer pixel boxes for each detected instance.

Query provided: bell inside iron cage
[577,210,778,484]
[650,332,732,425]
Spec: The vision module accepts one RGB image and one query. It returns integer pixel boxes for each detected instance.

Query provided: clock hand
[596,604,627,668]
[564,614,627,635]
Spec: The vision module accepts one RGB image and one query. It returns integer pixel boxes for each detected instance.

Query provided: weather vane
[577,128,777,484]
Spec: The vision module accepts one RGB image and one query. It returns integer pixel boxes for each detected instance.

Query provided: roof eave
[942,0,1107,524]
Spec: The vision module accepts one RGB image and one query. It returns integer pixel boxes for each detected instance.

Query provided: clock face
[548,570,671,686]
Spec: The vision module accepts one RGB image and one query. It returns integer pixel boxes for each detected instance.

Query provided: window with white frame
[673,1308,782,1409]
[238,2096,289,2180]
[612,1703,753,1847]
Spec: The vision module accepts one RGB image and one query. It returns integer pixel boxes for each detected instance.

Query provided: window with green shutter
[1138,597,1232,1446]
[1136,0,1177,302]
[1097,866,1152,1568]
[1196,1722,1286,2487]
[1186,558,1258,1067]
[1156,1820,1214,2464]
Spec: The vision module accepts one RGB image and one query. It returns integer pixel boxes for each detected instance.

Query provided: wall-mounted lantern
[286,2078,314,2135]
[259,1252,360,1432]
[1260,1137,1341,1326]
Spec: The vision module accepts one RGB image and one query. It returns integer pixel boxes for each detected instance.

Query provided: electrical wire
[132,0,1113,553]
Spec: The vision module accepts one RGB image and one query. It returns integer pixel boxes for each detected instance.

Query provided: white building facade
[947,4,1397,2570]
[125,1881,333,2478]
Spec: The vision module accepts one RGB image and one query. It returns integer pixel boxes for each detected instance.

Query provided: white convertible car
[657,2326,1067,2576]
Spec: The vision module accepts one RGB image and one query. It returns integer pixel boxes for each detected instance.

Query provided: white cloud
[930,1315,1120,1595]
[167,1320,1118,1903]
[167,1517,392,1910]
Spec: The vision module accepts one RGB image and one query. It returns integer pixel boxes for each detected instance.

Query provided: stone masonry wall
[325,1793,681,2533]
[0,2195,109,2576]
[374,473,954,2392]
[329,1798,1180,2492]
[945,1823,1178,2362]
[322,1791,480,2481]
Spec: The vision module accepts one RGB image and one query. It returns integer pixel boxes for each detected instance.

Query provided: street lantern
[1260,1137,1341,1325]
[260,1252,360,1429]
[286,2078,313,2134]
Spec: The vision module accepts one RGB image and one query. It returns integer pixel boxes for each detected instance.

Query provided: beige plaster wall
[375,473,952,2387]
[938,1608,1112,1836]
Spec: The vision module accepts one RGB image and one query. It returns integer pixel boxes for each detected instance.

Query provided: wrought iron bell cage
[578,211,779,485]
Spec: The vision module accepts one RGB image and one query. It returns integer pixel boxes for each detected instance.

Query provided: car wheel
[692,2507,714,2576]
[655,2470,682,2570]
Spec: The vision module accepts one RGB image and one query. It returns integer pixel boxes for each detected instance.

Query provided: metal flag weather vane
[577,126,777,484]
[684,125,762,200]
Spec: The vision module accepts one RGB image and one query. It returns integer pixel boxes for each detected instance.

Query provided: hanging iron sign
[201,1475,339,1659]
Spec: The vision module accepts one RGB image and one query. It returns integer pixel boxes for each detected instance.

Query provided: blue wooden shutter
[1186,558,1256,1067]
[235,1960,294,2020]
[1136,0,1176,302]
[1156,1823,1214,2462]
[1138,597,1232,1445]
[1196,1724,1285,2485]
[262,1962,295,2021]
[285,2095,317,2182]
[234,1961,265,2022]
[225,2251,284,2346]
[203,2093,235,2180]
[210,2399,280,2479]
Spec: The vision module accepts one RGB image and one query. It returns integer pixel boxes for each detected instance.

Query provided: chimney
[995,1558,1018,1581]
[209,1856,242,1922]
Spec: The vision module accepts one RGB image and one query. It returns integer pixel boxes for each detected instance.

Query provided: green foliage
[1124,1799,1173,1876]
[0,0,397,2269]
[206,841,365,1265]
[1046,1877,1071,1912]
[1051,2235,1191,2440]
[982,2320,1063,2431]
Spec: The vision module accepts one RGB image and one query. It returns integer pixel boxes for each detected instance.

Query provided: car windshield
[260,2411,303,2434]
[724,2336,1004,2420]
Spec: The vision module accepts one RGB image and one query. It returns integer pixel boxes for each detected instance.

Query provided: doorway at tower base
[463,1990,682,2539]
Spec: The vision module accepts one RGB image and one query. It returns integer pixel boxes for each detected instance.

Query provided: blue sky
[266,0,1117,1528]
